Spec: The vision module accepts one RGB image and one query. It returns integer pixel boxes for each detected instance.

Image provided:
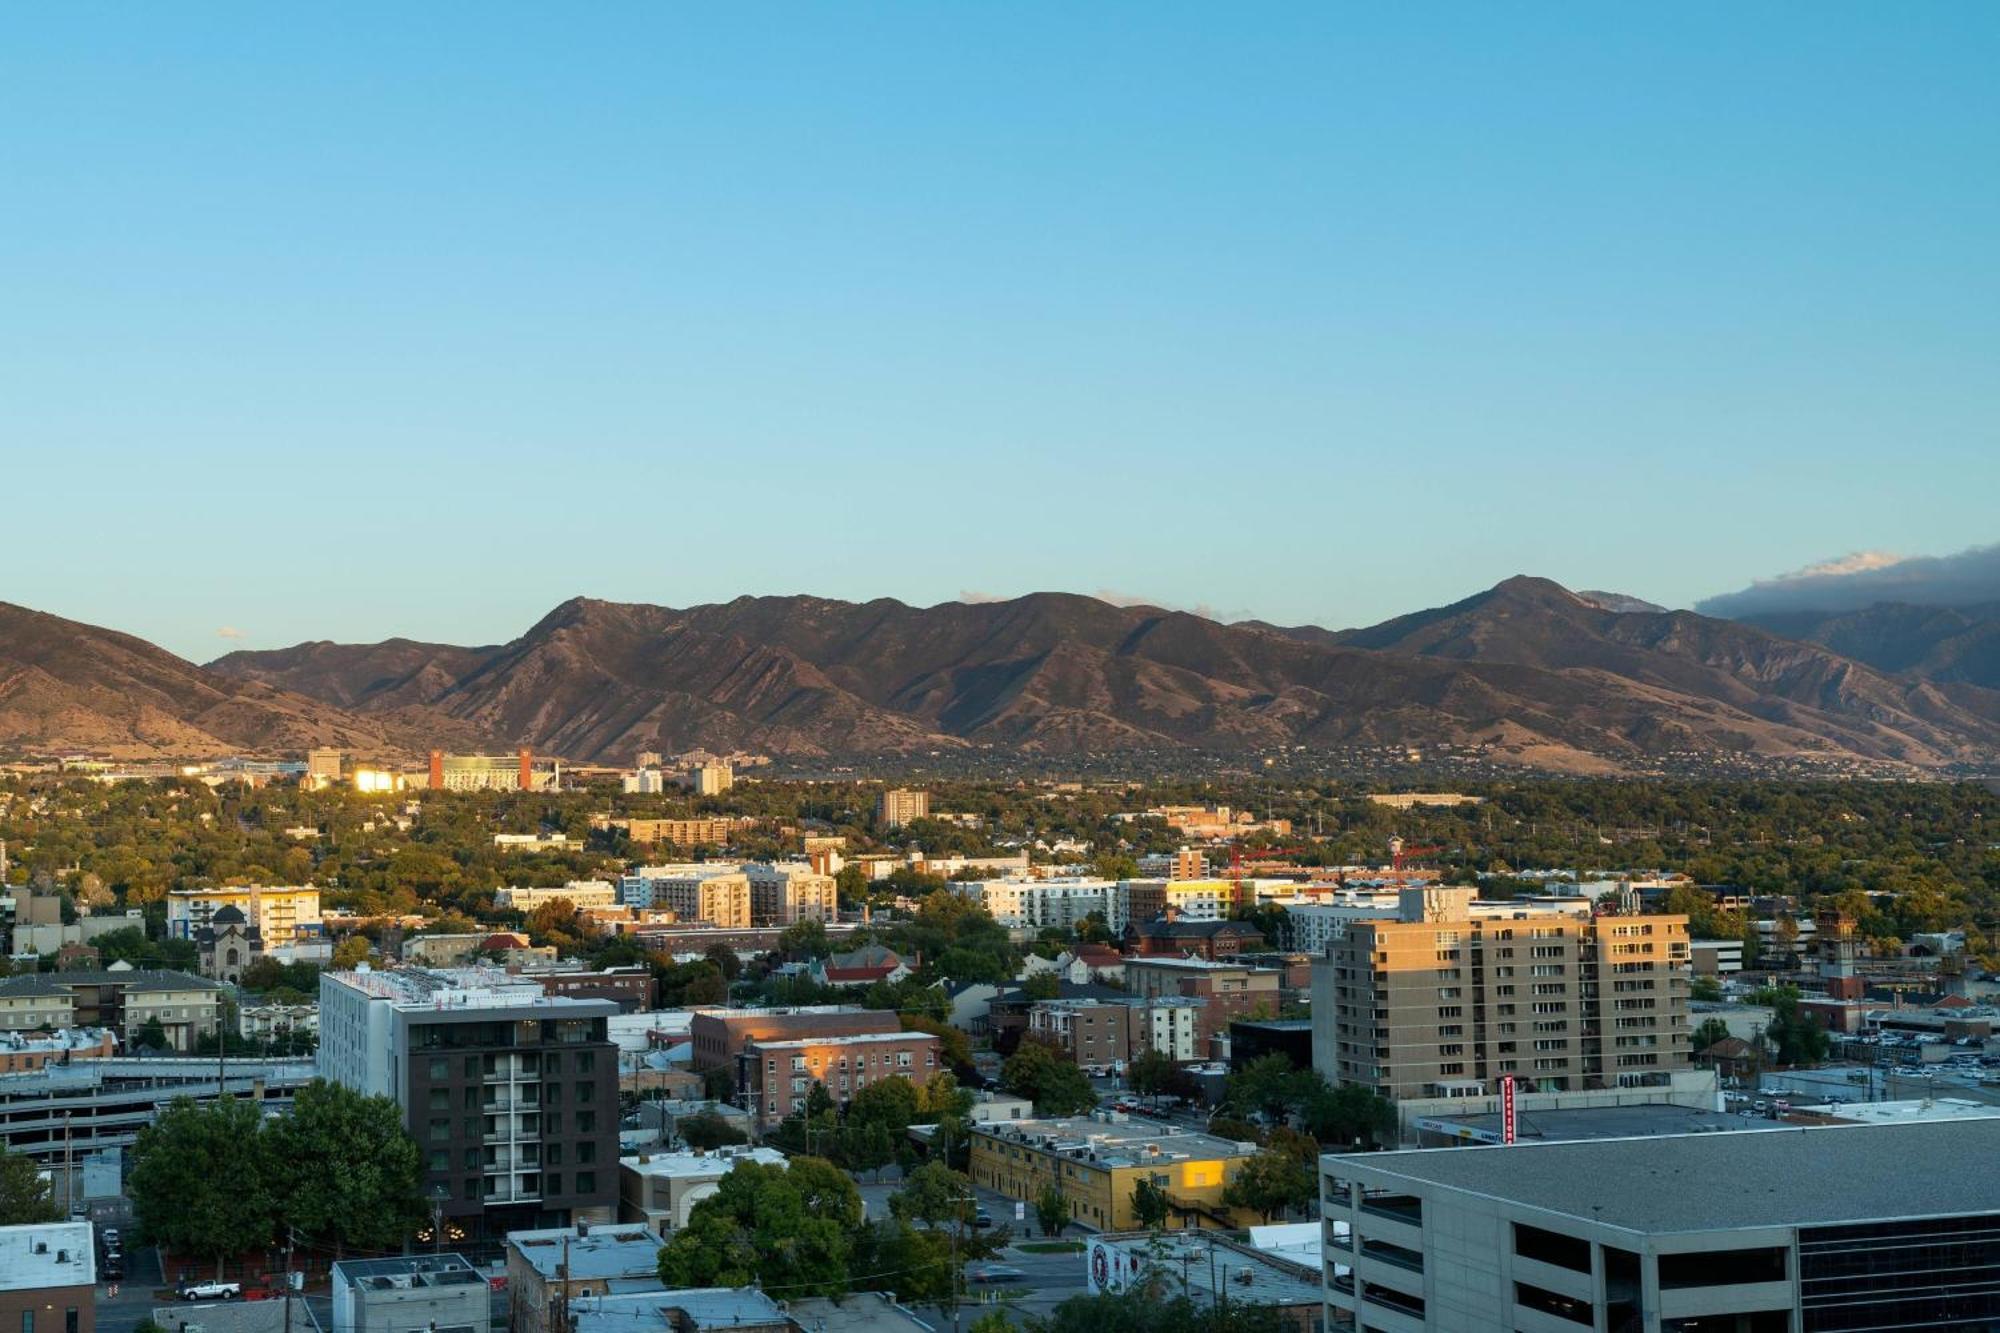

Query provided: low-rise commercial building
[330,1254,489,1333]
[617,1145,788,1230]
[740,1029,943,1128]
[505,1223,664,1333]
[1321,1119,2000,1332]
[569,1289,785,1333]
[970,1115,1262,1232]
[1122,958,1283,1046]
[612,819,747,849]
[0,1220,94,1333]
[498,882,620,912]
[688,1006,899,1072]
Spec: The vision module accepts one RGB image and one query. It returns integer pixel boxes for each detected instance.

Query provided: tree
[0,1146,59,1225]
[679,1111,746,1150]
[1033,1288,1285,1333]
[133,1016,169,1053]
[1222,1148,1314,1222]
[1127,1049,1176,1101]
[891,1161,975,1230]
[1692,1017,1733,1053]
[264,1080,426,1256]
[1130,1178,1172,1231]
[130,1097,274,1272]
[1226,1054,1309,1123]
[778,919,832,960]
[657,1157,860,1297]
[848,1075,921,1138]
[703,943,743,981]
[1034,1182,1070,1237]
[1690,974,1723,1002]
[1302,1082,1397,1149]
[331,935,371,969]
[1001,1041,1098,1116]
[1764,989,1830,1066]
[1021,971,1061,1001]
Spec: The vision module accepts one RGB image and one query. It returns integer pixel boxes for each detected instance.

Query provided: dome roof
[211,904,248,925]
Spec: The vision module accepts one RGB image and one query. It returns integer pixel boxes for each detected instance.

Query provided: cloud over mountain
[1698,542,2000,617]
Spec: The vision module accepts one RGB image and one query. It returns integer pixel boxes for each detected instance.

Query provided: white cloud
[1698,541,2000,618]
[958,590,1008,604]
[215,626,248,640]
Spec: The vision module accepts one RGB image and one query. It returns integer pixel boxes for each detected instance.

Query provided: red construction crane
[1227,841,1308,901]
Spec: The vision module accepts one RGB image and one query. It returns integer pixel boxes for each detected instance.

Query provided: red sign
[1501,1075,1517,1145]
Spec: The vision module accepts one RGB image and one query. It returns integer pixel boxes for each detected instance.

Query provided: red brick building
[740,1029,943,1127]
[689,1006,901,1071]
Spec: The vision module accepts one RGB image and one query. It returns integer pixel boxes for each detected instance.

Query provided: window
[545,1173,562,1196]
[429,1089,450,1111]
[545,1143,564,1166]
[464,1056,479,1078]
[429,1058,449,1080]
[575,1171,596,1194]
[429,1150,449,1171]
[64,1311,76,1333]
[576,1082,594,1105]
[428,1118,450,1143]
[544,1083,562,1105]
[577,1110,596,1132]
[576,1052,594,1073]
[577,1141,595,1164]
[23,1309,32,1333]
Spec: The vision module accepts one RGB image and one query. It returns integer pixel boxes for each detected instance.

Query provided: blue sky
[3,4,1995,660]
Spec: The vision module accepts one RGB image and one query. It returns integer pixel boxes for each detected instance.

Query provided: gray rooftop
[0,969,221,996]
[332,1254,485,1289]
[570,1288,783,1333]
[1414,1103,1751,1146]
[1332,1120,2000,1233]
[508,1224,664,1281]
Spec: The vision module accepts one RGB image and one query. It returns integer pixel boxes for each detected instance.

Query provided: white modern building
[496,880,619,912]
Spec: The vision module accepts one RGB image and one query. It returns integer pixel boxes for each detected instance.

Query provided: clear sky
[3,4,1995,661]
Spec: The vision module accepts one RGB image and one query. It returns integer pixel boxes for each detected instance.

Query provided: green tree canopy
[0,1146,59,1225]
[1222,1147,1315,1222]
[263,1079,427,1255]
[130,1097,275,1270]
[656,1157,861,1298]
[1001,1040,1098,1116]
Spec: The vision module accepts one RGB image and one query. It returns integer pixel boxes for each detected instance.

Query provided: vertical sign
[1501,1075,1517,1145]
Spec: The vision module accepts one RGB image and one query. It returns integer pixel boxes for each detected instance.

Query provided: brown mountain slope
[207,586,2000,771]
[0,602,486,761]
[1737,602,2000,690]
[1322,577,2000,765]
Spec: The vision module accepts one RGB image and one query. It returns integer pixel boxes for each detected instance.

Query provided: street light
[427,1184,451,1255]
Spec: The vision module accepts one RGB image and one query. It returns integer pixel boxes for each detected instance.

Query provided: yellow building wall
[968,1134,1257,1231]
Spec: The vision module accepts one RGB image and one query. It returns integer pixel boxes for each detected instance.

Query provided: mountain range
[6,579,2000,774]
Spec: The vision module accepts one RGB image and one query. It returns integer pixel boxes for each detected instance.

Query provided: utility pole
[282,1225,298,1333]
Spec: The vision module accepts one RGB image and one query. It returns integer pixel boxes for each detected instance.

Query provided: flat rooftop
[508,1225,664,1281]
[333,1254,485,1290]
[328,966,615,1013]
[1096,1230,1321,1306]
[1415,1103,1750,1145]
[1332,1120,2000,1234]
[747,1030,934,1051]
[978,1115,1258,1166]
[0,1220,94,1291]
[619,1146,787,1178]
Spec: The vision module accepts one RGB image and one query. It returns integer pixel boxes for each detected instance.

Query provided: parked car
[968,1264,1027,1284]
[179,1281,242,1301]
[970,1210,994,1229]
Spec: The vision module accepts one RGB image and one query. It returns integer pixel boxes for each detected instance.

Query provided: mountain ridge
[195,579,2000,773]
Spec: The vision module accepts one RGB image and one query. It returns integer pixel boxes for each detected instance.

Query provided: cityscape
[3,6,1998,1333]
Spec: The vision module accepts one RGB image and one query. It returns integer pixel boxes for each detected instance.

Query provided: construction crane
[1387,835,1444,871]
[1227,841,1307,904]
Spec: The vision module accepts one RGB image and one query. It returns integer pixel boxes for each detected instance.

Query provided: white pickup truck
[178,1281,242,1301]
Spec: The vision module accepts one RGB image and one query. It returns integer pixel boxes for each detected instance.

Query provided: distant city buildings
[428,749,559,792]
[166,885,322,948]
[0,969,224,1052]
[616,866,751,928]
[688,762,733,795]
[875,788,929,829]
[970,1116,1262,1232]
[497,881,619,912]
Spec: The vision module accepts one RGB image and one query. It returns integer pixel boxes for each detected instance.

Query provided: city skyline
[4,5,1996,660]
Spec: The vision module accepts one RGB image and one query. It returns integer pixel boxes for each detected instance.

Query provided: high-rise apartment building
[615,865,751,927]
[741,863,837,926]
[875,788,929,829]
[1315,887,1690,1101]
[166,886,322,947]
[688,762,733,795]
[317,966,620,1238]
